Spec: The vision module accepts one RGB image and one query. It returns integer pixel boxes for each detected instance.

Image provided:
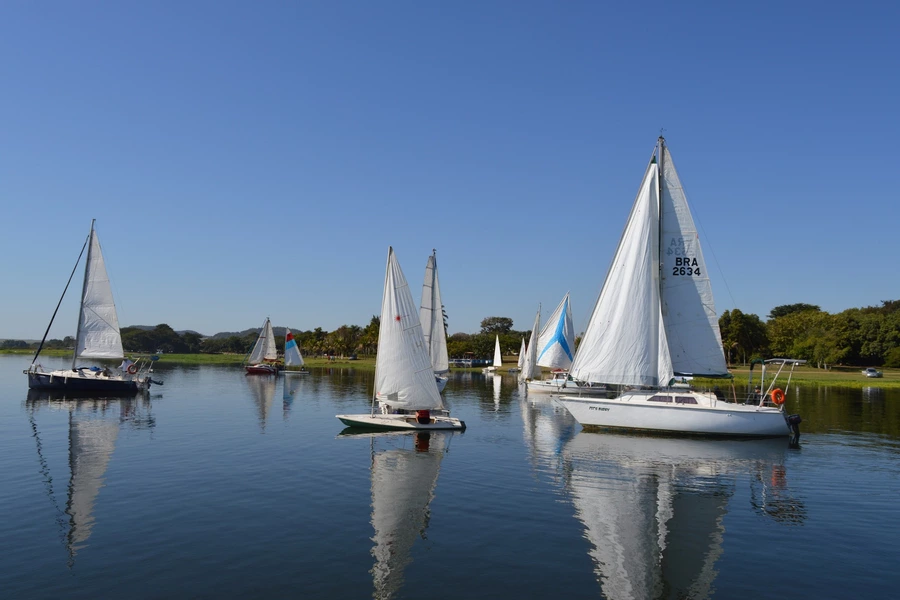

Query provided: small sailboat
[283,328,309,374]
[482,335,503,373]
[245,317,279,375]
[527,293,606,395]
[419,250,449,392]
[518,308,541,383]
[559,137,801,436]
[25,220,152,393]
[336,247,466,431]
[508,337,525,374]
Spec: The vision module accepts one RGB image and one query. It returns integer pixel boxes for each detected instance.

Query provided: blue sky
[2,1,897,340]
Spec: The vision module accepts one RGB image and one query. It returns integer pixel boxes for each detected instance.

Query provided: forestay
[536,293,575,370]
[74,227,124,361]
[375,248,444,410]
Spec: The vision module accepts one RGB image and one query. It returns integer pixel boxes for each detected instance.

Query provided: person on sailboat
[119,358,134,374]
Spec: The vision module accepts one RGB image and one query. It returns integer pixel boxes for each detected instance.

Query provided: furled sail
[375,248,444,410]
[658,142,728,377]
[419,252,449,374]
[536,293,575,370]
[284,328,304,367]
[74,225,124,361]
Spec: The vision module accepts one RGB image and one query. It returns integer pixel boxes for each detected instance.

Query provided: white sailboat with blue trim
[559,137,797,436]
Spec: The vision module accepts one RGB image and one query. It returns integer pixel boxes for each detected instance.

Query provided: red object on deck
[415,410,431,424]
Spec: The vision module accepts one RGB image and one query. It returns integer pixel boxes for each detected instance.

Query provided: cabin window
[648,395,672,403]
[675,396,698,405]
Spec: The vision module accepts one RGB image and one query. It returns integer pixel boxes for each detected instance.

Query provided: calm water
[1,355,898,599]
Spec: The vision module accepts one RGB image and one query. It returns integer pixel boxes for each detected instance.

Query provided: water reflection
[342,430,451,600]
[245,375,277,432]
[520,395,578,476]
[561,433,802,599]
[25,391,155,567]
[282,374,305,421]
[492,375,502,410]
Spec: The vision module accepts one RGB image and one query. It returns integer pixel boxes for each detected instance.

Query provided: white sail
[284,328,304,367]
[67,413,119,553]
[493,335,503,367]
[375,248,444,410]
[517,337,526,369]
[536,293,575,370]
[419,252,449,374]
[658,143,728,376]
[74,224,124,361]
[371,432,447,599]
[248,318,277,364]
[519,309,541,381]
[570,160,673,387]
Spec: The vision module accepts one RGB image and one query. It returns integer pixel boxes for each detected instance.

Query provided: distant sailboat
[483,335,503,373]
[508,337,525,374]
[518,308,541,382]
[245,317,279,375]
[283,328,308,374]
[336,247,465,430]
[25,219,152,393]
[420,250,449,392]
[559,137,799,436]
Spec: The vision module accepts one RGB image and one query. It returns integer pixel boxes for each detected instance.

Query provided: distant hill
[126,325,204,336]
[210,326,297,339]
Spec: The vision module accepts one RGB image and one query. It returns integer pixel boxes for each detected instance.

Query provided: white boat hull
[336,413,466,431]
[527,379,608,396]
[558,392,790,437]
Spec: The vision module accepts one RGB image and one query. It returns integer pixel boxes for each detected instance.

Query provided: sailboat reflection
[561,433,804,599]
[492,374,502,410]
[282,373,304,421]
[26,390,154,567]
[343,430,451,599]
[519,396,579,475]
[246,374,277,432]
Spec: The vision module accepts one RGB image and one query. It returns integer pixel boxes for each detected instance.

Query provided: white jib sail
[248,318,277,363]
[74,225,124,361]
[570,160,673,387]
[375,248,443,410]
[284,328,304,367]
[536,292,575,370]
[493,335,503,367]
[518,337,526,369]
[658,142,728,377]
[419,253,449,374]
[519,309,541,381]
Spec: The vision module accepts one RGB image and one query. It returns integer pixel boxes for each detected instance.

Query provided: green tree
[480,317,514,334]
[719,309,768,365]
[767,303,821,320]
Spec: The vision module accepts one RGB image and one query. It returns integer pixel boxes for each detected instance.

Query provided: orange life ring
[770,388,785,405]
[127,364,138,374]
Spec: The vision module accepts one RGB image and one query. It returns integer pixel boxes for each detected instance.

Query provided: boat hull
[558,395,790,437]
[26,370,143,394]
[527,379,608,396]
[245,364,278,375]
[336,413,466,431]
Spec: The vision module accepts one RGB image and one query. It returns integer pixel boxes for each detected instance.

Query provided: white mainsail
[658,144,729,376]
[284,328,304,367]
[536,293,575,371]
[570,138,728,387]
[517,337,526,370]
[419,252,449,375]
[374,248,444,410]
[492,335,503,368]
[248,318,278,364]
[370,432,447,599]
[519,309,541,381]
[74,223,124,363]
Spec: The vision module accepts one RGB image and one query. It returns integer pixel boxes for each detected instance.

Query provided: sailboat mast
[72,220,95,370]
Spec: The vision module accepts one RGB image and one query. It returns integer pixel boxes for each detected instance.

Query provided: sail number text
[672,256,701,277]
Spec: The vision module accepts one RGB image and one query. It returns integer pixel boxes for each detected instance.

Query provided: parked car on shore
[862,367,883,378]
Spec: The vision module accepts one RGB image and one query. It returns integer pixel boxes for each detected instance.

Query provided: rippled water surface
[1,355,898,599]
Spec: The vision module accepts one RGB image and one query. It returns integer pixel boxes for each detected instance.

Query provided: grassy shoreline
[4,349,897,387]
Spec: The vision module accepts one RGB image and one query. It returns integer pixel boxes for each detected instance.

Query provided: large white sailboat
[419,251,449,392]
[25,220,152,393]
[337,247,465,431]
[559,138,799,436]
[245,317,279,375]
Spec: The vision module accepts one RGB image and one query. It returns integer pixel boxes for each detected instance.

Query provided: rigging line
[32,234,90,365]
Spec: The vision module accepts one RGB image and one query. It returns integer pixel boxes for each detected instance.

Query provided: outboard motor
[787,414,802,448]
